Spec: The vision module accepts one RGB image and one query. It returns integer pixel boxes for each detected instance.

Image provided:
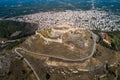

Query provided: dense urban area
[9,10,120,31]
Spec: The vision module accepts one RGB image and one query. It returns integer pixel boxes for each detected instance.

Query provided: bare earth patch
[22,25,94,60]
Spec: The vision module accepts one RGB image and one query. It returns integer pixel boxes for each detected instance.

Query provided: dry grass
[22,28,94,60]
[16,49,102,80]
[94,44,117,65]
[0,58,37,80]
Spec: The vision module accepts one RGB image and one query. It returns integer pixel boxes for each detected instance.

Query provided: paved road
[0,39,21,48]
[14,31,97,79]
[1,39,20,44]
[15,48,40,80]
[15,47,91,72]
[15,31,97,62]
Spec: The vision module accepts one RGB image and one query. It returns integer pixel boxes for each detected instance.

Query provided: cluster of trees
[0,20,39,50]
[0,20,38,40]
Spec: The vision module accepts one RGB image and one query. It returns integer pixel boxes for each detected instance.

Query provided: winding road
[15,31,97,62]
[15,48,40,80]
[14,30,97,80]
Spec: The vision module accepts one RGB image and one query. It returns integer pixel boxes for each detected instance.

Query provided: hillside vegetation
[93,30,120,51]
[0,20,38,39]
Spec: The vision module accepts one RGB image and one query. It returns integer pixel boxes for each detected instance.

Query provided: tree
[46,73,50,80]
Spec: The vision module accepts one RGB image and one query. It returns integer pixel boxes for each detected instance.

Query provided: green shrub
[93,30,120,51]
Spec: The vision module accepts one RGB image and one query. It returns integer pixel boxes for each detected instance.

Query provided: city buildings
[9,10,120,31]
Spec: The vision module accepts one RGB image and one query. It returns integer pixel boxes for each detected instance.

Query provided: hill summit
[23,25,96,61]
